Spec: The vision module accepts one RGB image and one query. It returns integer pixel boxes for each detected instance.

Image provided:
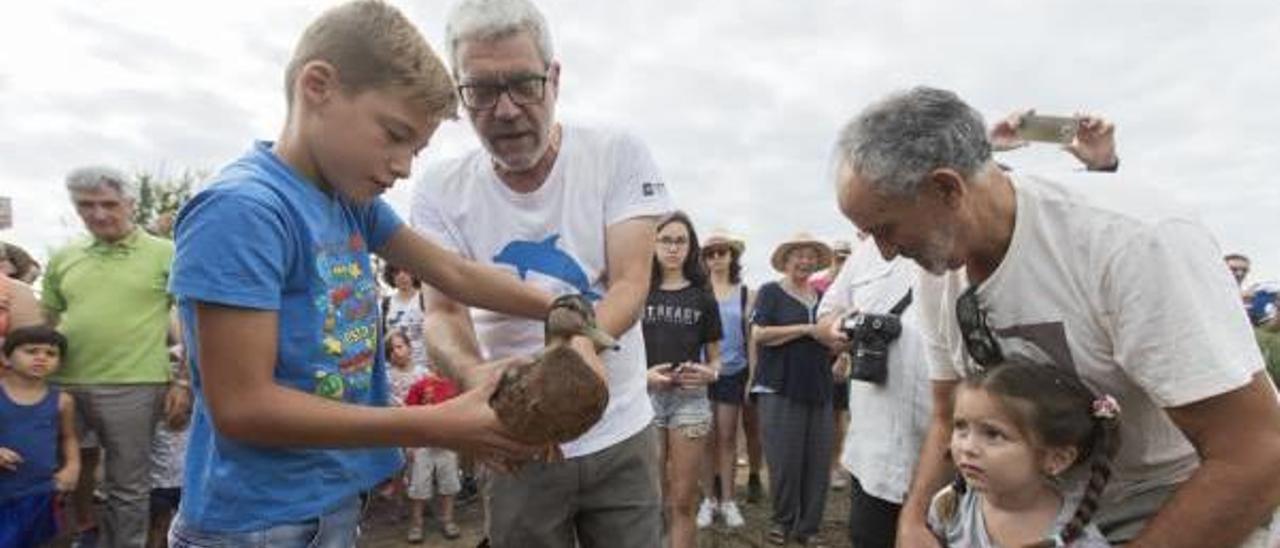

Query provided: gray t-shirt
[928,486,1111,547]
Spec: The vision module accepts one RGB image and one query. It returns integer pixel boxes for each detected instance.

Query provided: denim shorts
[168,496,360,547]
[650,387,712,438]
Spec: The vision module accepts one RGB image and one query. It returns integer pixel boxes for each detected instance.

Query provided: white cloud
[1,0,1277,287]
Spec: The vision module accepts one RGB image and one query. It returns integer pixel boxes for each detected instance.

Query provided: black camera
[839,312,903,385]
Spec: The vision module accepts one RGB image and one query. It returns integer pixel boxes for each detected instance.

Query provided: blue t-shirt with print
[169,141,403,532]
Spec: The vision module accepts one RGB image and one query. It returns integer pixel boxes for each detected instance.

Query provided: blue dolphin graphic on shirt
[493,235,602,301]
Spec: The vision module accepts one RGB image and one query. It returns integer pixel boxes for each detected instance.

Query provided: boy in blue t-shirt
[166,1,552,544]
[0,326,80,548]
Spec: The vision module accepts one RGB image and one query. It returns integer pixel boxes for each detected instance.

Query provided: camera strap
[889,289,913,316]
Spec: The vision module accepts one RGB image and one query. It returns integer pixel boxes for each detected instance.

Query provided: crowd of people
[3,0,1280,547]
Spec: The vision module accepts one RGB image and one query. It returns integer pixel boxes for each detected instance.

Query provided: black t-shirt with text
[642,284,723,368]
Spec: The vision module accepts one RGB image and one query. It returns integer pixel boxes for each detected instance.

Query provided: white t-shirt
[388,365,424,407]
[919,172,1264,505]
[412,125,674,458]
[385,291,430,371]
[818,239,932,505]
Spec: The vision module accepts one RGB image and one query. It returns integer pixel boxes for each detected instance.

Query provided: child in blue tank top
[0,325,80,547]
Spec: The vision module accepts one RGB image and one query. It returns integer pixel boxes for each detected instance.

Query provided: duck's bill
[585,326,620,352]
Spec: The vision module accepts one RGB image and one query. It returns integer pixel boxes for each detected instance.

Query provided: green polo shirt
[1259,327,1280,386]
[42,228,174,385]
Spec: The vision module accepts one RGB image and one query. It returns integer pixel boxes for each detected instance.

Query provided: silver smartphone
[1017,114,1078,144]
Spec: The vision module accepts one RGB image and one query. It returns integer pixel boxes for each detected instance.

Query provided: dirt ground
[50,461,853,547]
[359,466,853,548]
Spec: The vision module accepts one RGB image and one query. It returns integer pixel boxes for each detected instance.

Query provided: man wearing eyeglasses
[410,1,671,547]
[835,87,1280,548]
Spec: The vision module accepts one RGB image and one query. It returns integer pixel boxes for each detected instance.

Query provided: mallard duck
[490,294,617,446]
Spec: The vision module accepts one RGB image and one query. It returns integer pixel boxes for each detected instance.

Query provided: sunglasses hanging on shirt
[955,285,1004,368]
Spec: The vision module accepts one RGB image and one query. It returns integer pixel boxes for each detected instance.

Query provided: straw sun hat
[831,239,854,257]
[770,232,833,273]
[702,228,745,256]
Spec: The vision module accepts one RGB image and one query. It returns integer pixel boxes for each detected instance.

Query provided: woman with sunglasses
[752,233,836,546]
[642,211,723,548]
[695,230,754,529]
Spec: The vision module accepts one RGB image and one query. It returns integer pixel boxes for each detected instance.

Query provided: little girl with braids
[928,362,1121,547]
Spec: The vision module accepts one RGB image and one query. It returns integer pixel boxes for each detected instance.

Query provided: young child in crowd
[929,362,1120,547]
[403,370,463,543]
[146,346,191,548]
[386,330,424,407]
[0,326,80,547]
[379,330,424,506]
[165,1,549,543]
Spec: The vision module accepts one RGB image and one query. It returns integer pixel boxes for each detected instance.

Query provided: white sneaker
[696,498,718,528]
[720,501,745,528]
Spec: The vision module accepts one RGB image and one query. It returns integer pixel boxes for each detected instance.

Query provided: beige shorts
[407,447,460,500]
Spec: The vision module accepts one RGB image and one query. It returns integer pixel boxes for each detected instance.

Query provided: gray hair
[445,0,554,74]
[65,166,137,203]
[835,86,992,197]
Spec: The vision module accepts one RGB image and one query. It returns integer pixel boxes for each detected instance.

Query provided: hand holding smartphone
[1016,113,1078,144]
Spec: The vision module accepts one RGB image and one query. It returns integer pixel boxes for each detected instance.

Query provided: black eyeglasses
[956,286,1004,367]
[703,248,731,259]
[457,75,548,110]
[657,236,690,248]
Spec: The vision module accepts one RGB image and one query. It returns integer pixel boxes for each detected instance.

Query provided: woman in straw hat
[642,211,723,548]
[696,228,754,529]
[751,233,835,546]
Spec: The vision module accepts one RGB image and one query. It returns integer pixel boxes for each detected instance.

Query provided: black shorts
[833,380,850,412]
[150,488,182,515]
[708,369,748,405]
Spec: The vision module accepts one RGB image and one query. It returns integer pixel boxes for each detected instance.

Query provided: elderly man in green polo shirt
[43,166,190,548]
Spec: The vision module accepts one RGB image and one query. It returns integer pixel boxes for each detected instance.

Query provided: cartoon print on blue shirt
[312,234,380,400]
[314,371,345,400]
[492,234,601,301]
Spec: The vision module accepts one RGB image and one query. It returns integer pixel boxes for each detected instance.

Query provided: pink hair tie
[1091,394,1121,420]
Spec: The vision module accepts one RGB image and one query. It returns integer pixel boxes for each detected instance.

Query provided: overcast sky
[2,1,1277,286]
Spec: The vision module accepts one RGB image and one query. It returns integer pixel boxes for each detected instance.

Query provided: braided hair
[1051,399,1120,546]
[957,362,1121,547]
